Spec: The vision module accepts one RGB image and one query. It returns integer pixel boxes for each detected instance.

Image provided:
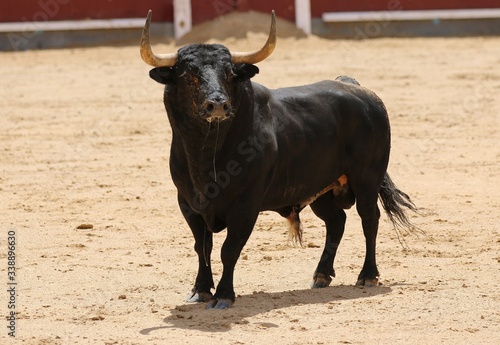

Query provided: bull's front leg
[206,211,258,310]
[188,223,214,303]
[179,197,214,303]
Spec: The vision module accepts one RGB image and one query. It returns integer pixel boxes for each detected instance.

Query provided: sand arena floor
[1,13,499,345]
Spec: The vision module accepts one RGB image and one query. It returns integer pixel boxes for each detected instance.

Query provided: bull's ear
[233,64,259,80]
[149,67,174,85]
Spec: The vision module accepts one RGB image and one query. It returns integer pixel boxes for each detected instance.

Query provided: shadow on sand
[140,284,391,334]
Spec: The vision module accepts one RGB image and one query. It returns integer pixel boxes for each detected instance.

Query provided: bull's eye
[177,71,199,84]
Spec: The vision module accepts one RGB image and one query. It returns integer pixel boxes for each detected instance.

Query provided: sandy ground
[1,15,500,345]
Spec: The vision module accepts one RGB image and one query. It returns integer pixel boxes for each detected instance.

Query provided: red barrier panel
[1,0,499,24]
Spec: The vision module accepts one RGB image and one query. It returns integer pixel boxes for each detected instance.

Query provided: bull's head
[140,10,276,124]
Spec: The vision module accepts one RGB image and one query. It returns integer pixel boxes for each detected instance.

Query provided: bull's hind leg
[354,192,381,287]
[310,193,347,288]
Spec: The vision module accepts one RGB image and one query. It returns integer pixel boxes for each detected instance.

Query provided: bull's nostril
[206,103,214,112]
[223,103,229,112]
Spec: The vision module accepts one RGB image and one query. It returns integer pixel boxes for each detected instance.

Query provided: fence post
[173,0,192,40]
[295,0,311,34]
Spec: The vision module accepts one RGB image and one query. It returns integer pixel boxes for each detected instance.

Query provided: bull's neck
[172,114,243,188]
[177,115,232,146]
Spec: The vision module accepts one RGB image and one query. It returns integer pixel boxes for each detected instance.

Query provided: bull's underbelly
[298,174,348,207]
[262,172,350,211]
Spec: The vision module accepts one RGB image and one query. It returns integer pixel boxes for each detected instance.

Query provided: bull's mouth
[203,112,232,123]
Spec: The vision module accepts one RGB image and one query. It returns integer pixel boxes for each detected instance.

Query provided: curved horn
[231,10,276,64]
[140,10,178,67]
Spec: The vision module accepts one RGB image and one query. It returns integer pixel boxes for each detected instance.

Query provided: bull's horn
[140,10,178,67]
[231,10,276,64]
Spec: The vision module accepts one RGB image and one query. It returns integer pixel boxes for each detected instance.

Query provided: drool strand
[212,119,220,182]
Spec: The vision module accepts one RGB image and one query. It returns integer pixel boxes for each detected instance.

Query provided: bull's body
[171,79,389,230]
[141,11,415,309]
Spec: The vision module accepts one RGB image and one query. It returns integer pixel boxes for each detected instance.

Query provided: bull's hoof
[186,291,212,303]
[312,272,332,288]
[355,278,379,287]
[206,298,233,310]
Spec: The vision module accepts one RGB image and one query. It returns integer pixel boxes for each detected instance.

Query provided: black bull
[140,11,416,309]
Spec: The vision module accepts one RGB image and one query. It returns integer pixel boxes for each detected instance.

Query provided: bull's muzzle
[203,97,232,123]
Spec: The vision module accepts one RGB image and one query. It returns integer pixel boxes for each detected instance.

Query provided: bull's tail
[378,173,419,235]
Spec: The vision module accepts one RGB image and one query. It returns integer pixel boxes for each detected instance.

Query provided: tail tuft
[379,173,420,236]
